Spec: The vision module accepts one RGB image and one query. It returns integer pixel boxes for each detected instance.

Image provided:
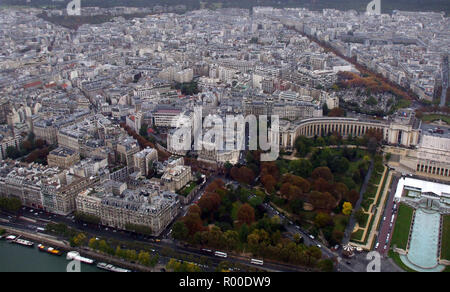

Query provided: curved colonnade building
[278,110,450,181]
[279,116,420,149]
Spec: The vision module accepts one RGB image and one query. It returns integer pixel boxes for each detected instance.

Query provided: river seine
[0,240,102,272]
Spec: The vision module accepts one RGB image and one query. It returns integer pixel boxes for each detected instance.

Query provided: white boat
[66,251,94,265]
[5,235,17,241]
[97,262,131,273]
[13,238,34,247]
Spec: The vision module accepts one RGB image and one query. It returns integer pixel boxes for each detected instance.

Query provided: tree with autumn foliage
[311,166,334,182]
[188,204,201,215]
[198,192,221,215]
[230,166,255,185]
[182,208,205,236]
[260,161,280,193]
[261,174,276,193]
[344,189,360,206]
[260,162,280,180]
[120,123,169,161]
[342,202,353,216]
[237,203,255,225]
[331,183,349,202]
[312,177,334,193]
[309,191,337,211]
[282,174,310,193]
[205,179,225,193]
[280,183,302,201]
[328,108,345,117]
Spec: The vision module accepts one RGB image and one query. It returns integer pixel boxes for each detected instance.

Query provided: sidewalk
[351,169,393,250]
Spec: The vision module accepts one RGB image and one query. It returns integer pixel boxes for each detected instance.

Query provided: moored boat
[38,244,63,256]
[97,262,131,273]
[5,235,17,241]
[66,251,94,265]
[13,238,34,247]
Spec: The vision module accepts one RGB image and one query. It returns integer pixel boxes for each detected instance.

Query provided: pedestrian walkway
[351,167,392,250]
[280,150,298,161]
[343,160,374,244]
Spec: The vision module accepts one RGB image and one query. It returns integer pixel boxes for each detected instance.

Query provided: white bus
[214,251,228,258]
[250,258,264,266]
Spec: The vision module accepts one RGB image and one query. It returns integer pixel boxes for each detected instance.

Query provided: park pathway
[343,160,374,244]
[351,169,393,250]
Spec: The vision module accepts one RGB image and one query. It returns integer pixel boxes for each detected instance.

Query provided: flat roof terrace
[395,177,450,200]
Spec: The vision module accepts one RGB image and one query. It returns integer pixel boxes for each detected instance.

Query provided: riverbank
[0,224,160,272]
[0,240,101,272]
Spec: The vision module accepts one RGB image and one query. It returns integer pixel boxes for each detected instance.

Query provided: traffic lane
[147,177,213,239]
[11,212,305,272]
[1,220,218,272]
[377,207,397,256]
[1,218,235,272]
[263,204,336,258]
[264,204,316,246]
[375,176,399,256]
[14,202,336,268]
[15,206,65,224]
[0,212,47,229]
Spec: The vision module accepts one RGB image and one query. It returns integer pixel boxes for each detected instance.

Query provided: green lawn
[394,99,412,111]
[376,172,390,208]
[391,204,414,250]
[441,215,450,260]
[359,213,370,228]
[351,229,364,242]
[363,216,376,245]
[333,214,348,232]
[361,199,374,212]
[388,250,417,272]
[422,114,450,125]
[177,182,198,197]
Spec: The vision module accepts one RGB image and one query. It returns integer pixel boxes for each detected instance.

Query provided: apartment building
[76,181,179,236]
[161,162,193,192]
[47,147,81,169]
[133,147,158,177]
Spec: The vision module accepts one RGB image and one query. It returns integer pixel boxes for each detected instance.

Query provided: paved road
[0,210,308,272]
[3,170,405,272]
[260,202,365,273]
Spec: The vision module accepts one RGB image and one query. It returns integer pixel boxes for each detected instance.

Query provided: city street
[375,175,400,256]
[0,209,309,272]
